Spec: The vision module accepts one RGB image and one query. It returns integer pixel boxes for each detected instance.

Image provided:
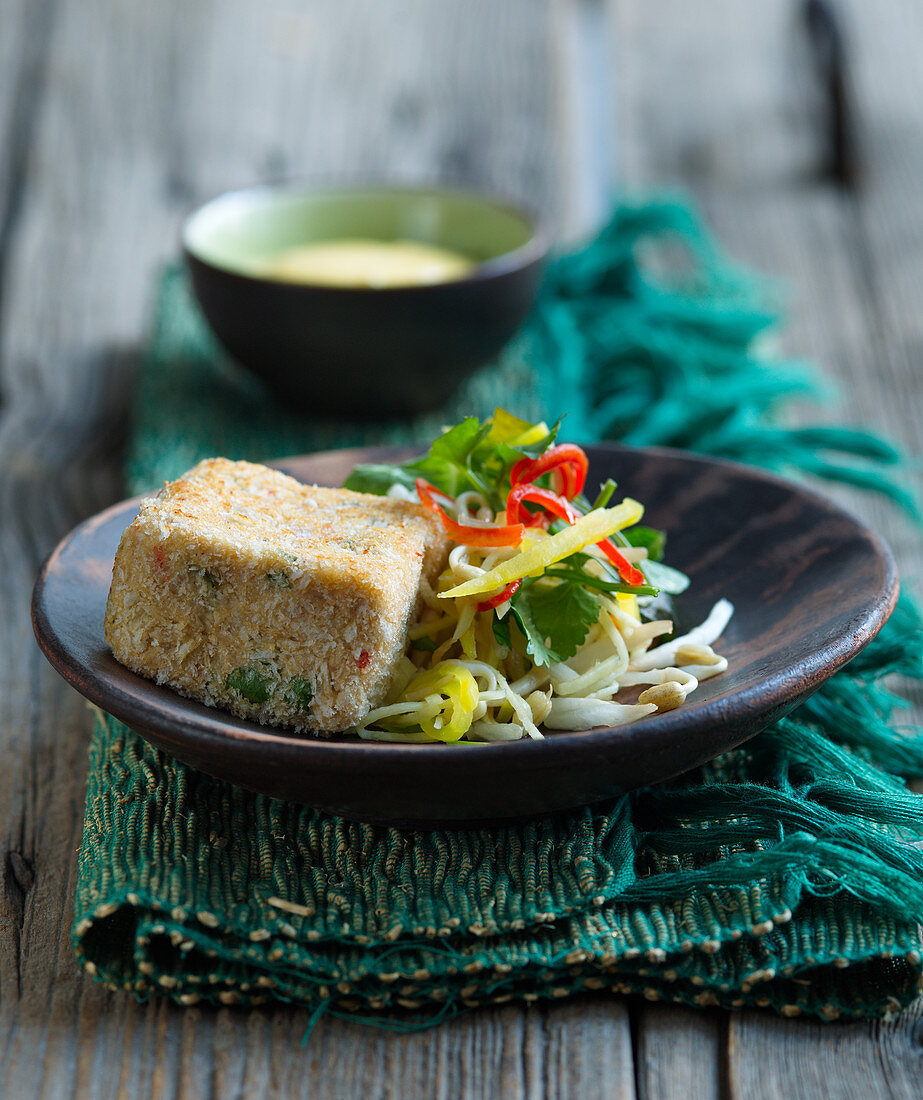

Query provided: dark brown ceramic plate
[32,444,897,825]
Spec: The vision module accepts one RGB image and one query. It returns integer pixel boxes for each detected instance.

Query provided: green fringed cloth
[75,198,923,1025]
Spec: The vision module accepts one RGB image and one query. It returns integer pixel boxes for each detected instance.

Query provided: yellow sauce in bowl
[255,238,476,288]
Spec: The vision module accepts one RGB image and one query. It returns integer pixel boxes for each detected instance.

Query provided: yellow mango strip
[486,407,550,447]
[440,499,644,599]
[615,593,640,620]
[475,612,500,666]
[460,619,478,660]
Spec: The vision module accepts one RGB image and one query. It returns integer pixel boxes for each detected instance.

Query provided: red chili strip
[506,484,579,528]
[554,462,575,499]
[440,513,525,547]
[509,445,589,499]
[476,580,522,612]
[415,479,524,548]
[415,478,451,514]
[509,456,532,485]
[597,539,645,586]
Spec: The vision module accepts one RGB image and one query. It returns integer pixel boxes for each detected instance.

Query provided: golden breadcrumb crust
[104,458,450,732]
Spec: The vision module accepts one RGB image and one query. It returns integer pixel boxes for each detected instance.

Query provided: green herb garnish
[544,564,659,598]
[591,478,618,509]
[623,525,667,562]
[286,677,314,710]
[493,577,600,666]
[639,560,689,595]
[344,413,558,512]
[227,667,270,704]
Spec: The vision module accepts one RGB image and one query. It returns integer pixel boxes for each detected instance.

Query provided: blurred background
[3,0,919,571]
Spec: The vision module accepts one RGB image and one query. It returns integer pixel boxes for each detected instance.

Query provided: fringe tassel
[527,196,919,515]
[626,594,923,927]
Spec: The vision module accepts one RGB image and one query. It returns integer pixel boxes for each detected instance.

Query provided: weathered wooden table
[3,0,922,1095]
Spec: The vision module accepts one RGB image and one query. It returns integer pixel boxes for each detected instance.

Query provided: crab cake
[104,458,450,732]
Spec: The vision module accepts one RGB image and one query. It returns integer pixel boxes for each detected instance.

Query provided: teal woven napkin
[74,198,923,1025]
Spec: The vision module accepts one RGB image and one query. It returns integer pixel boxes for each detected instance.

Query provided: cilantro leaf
[343,463,417,495]
[406,417,493,498]
[344,417,490,498]
[507,579,600,666]
[624,525,667,562]
[492,612,512,650]
[641,559,690,594]
[343,411,559,508]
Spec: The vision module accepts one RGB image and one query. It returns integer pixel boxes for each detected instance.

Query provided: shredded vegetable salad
[344,410,732,743]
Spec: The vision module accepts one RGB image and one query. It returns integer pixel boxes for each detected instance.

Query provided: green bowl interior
[183,188,538,277]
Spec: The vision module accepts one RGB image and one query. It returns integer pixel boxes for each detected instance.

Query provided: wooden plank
[840,0,923,616]
[542,1000,636,1100]
[613,1,923,1097]
[552,0,617,240]
[72,1002,545,1099]
[0,0,56,310]
[726,1002,923,1100]
[634,1006,724,1100]
[846,0,923,419]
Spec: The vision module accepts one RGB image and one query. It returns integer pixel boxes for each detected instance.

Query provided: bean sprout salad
[344,410,732,744]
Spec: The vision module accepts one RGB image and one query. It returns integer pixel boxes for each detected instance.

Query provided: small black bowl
[181,184,547,418]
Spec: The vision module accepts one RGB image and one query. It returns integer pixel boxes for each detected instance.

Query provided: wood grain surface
[2,0,921,1096]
